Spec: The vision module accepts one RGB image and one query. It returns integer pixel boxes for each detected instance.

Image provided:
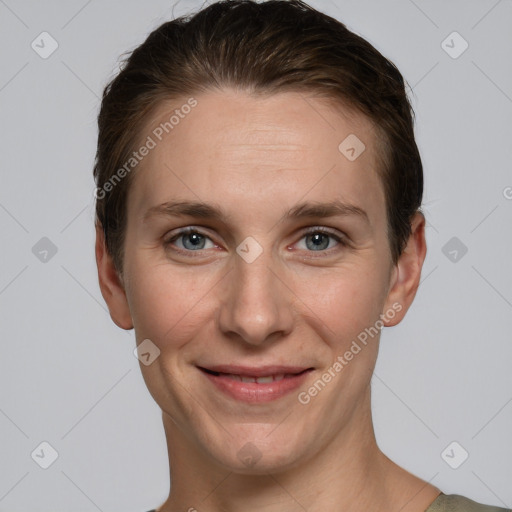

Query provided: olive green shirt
[425,493,511,512]
[145,493,511,511]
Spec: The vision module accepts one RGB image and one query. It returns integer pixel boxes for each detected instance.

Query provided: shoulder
[426,494,511,512]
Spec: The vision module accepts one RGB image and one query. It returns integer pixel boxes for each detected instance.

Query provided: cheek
[292,263,387,345]
[125,257,216,349]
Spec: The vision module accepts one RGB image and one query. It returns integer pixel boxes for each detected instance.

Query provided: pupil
[307,233,329,251]
[184,232,205,249]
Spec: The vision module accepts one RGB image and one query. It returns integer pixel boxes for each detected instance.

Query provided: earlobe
[382,212,427,327]
[95,223,134,330]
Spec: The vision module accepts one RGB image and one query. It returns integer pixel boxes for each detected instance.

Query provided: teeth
[224,373,289,383]
[255,376,273,383]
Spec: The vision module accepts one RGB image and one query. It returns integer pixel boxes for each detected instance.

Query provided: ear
[95,223,133,330]
[382,212,427,327]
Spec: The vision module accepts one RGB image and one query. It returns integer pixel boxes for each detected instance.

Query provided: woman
[93,1,510,510]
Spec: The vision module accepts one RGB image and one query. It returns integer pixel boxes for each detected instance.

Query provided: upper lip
[198,365,313,377]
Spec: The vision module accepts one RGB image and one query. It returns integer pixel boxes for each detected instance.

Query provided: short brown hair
[93,0,423,275]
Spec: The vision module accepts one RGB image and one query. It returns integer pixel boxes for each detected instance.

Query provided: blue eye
[297,229,344,252]
[166,229,215,251]
[164,227,346,256]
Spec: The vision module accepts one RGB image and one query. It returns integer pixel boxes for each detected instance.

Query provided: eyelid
[300,226,346,239]
[164,226,218,253]
[164,225,348,256]
[292,226,348,252]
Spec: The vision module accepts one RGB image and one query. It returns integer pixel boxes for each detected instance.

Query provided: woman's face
[102,89,419,473]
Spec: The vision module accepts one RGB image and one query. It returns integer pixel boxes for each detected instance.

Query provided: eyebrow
[143,199,369,225]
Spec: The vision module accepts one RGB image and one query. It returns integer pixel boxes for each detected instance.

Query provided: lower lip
[199,369,312,403]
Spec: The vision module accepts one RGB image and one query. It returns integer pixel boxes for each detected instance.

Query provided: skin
[96,89,440,511]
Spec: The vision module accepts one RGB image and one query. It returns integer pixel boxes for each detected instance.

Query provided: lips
[215,373,287,383]
[197,365,313,403]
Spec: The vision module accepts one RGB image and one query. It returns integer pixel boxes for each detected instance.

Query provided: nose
[217,247,295,347]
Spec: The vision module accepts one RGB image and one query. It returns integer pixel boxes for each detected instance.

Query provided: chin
[201,423,312,475]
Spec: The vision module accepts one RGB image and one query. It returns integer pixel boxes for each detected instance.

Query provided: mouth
[197,365,314,403]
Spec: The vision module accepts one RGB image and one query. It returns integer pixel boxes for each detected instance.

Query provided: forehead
[127,89,386,226]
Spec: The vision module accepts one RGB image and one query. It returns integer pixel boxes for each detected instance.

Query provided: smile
[198,365,314,403]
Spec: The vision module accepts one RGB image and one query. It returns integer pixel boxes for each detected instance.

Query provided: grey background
[0,0,511,510]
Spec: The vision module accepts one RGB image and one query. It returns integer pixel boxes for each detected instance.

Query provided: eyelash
[163,226,348,257]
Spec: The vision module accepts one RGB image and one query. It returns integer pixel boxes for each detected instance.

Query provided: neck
[157,389,439,512]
